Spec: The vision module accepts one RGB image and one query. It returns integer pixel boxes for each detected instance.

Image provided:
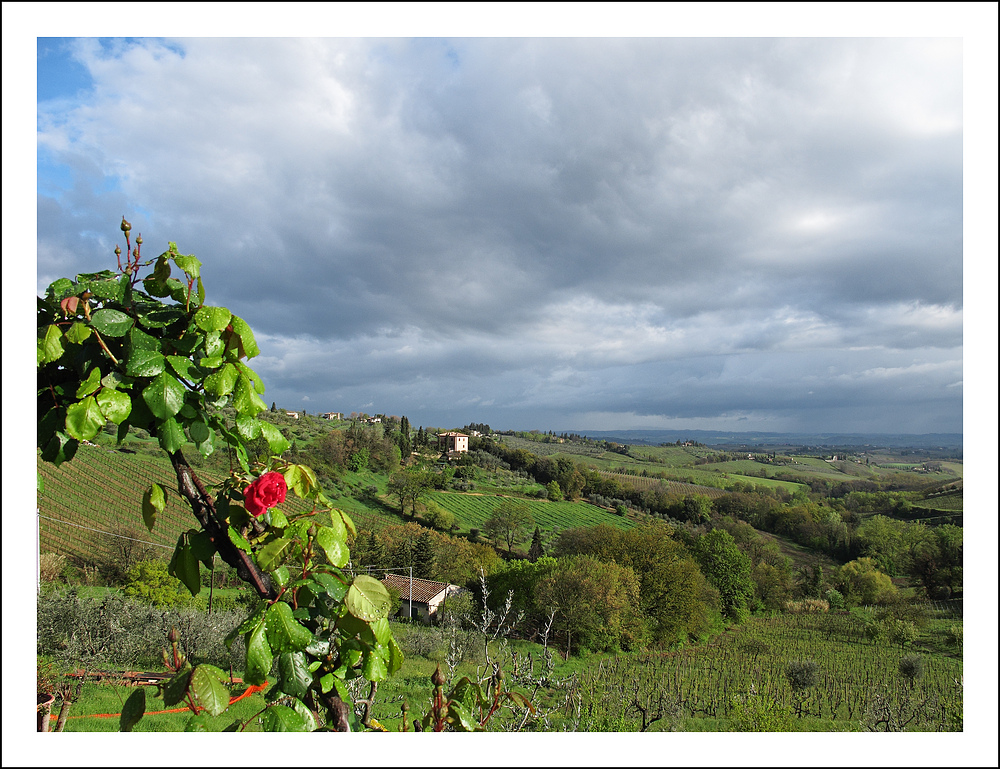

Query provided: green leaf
[234,359,264,393]
[166,355,200,382]
[142,371,186,420]
[277,652,312,700]
[232,372,266,416]
[194,305,232,333]
[333,509,357,539]
[173,253,202,278]
[64,321,92,345]
[313,571,349,601]
[188,418,211,444]
[446,700,483,732]
[259,421,290,456]
[256,536,294,573]
[203,363,238,397]
[38,324,64,365]
[189,664,230,717]
[184,713,211,732]
[119,688,146,732]
[386,634,404,675]
[244,622,273,686]
[270,566,290,589]
[96,387,132,424]
[189,529,216,568]
[87,275,125,301]
[161,664,193,706]
[142,483,165,532]
[126,347,166,377]
[203,332,224,357]
[362,648,388,682]
[90,308,134,337]
[236,601,268,635]
[46,277,74,301]
[235,414,262,440]
[230,315,260,359]
[265,508,289,529]
[227,525,252,554]
[264,602,313,653]
[345,575,390,622]
[128,326,160,351]
[157,416,187,454]
[262,704,314,732]
[315,525,349,568]
[64,396,104,441]
[75,367,102,398]
[168,533,201,596]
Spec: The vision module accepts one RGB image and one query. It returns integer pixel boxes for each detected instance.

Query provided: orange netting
[66,683,268,720]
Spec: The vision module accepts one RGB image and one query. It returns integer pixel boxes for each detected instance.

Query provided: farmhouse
[381,574,463,623]
[437,431,469,459]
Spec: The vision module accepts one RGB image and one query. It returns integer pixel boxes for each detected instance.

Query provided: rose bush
[243,471,287,517]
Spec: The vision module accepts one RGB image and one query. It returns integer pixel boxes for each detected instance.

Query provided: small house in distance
[437,431,469,459]
[381,574,463,623]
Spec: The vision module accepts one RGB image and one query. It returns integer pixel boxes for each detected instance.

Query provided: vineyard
[36,446,330,567]
[425,492,636,532]
[596,471,730,499]
[575,610,963,731]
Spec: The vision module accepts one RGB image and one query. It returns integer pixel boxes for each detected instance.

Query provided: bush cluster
[37,589,246,670]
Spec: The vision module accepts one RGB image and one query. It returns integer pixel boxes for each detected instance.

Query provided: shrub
[122,559,191,607]
[37,589,246,670]
[899,654,924,685]
[729,687,793,731]
[785,659,820,692]
[785,598,829,614]
[946,624,963,650]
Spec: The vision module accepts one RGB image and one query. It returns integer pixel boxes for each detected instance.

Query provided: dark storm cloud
[35,35,964,431]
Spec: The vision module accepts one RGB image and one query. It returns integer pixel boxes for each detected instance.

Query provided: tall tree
[413,530,436,580]
[694,529,755,623]
[528,527,545,562]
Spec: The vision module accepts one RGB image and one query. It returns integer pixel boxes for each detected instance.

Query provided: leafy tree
[837,557,897,606]
[555,524,715,644]
[482,500,534,555]
[420,502,456,532]
[388,470,431,515]
[534,555,648,656]
[681,494,712,524]
[694,529,755,623]
[347,447,370,472]
[545,480,563,501]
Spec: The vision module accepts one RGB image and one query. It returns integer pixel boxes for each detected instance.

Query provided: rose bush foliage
[36,220,402,731]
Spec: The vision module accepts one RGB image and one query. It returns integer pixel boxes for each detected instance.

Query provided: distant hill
[573,429,963,451]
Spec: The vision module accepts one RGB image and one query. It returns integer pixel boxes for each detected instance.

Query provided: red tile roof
[381,574,458,604]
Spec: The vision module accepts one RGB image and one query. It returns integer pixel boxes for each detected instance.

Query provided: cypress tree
[413,531,436,580]
[528,526,545,562]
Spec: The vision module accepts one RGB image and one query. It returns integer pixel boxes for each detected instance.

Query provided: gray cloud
[35,36,964,432]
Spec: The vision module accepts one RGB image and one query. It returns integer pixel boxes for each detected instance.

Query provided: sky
[16,7,998,441]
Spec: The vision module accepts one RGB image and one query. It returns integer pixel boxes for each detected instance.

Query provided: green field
[425,491,635,532]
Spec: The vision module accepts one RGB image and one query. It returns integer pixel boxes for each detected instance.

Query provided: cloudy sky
[17,7,996,435]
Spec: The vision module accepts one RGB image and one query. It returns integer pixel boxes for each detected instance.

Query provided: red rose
[243,471,287,517]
